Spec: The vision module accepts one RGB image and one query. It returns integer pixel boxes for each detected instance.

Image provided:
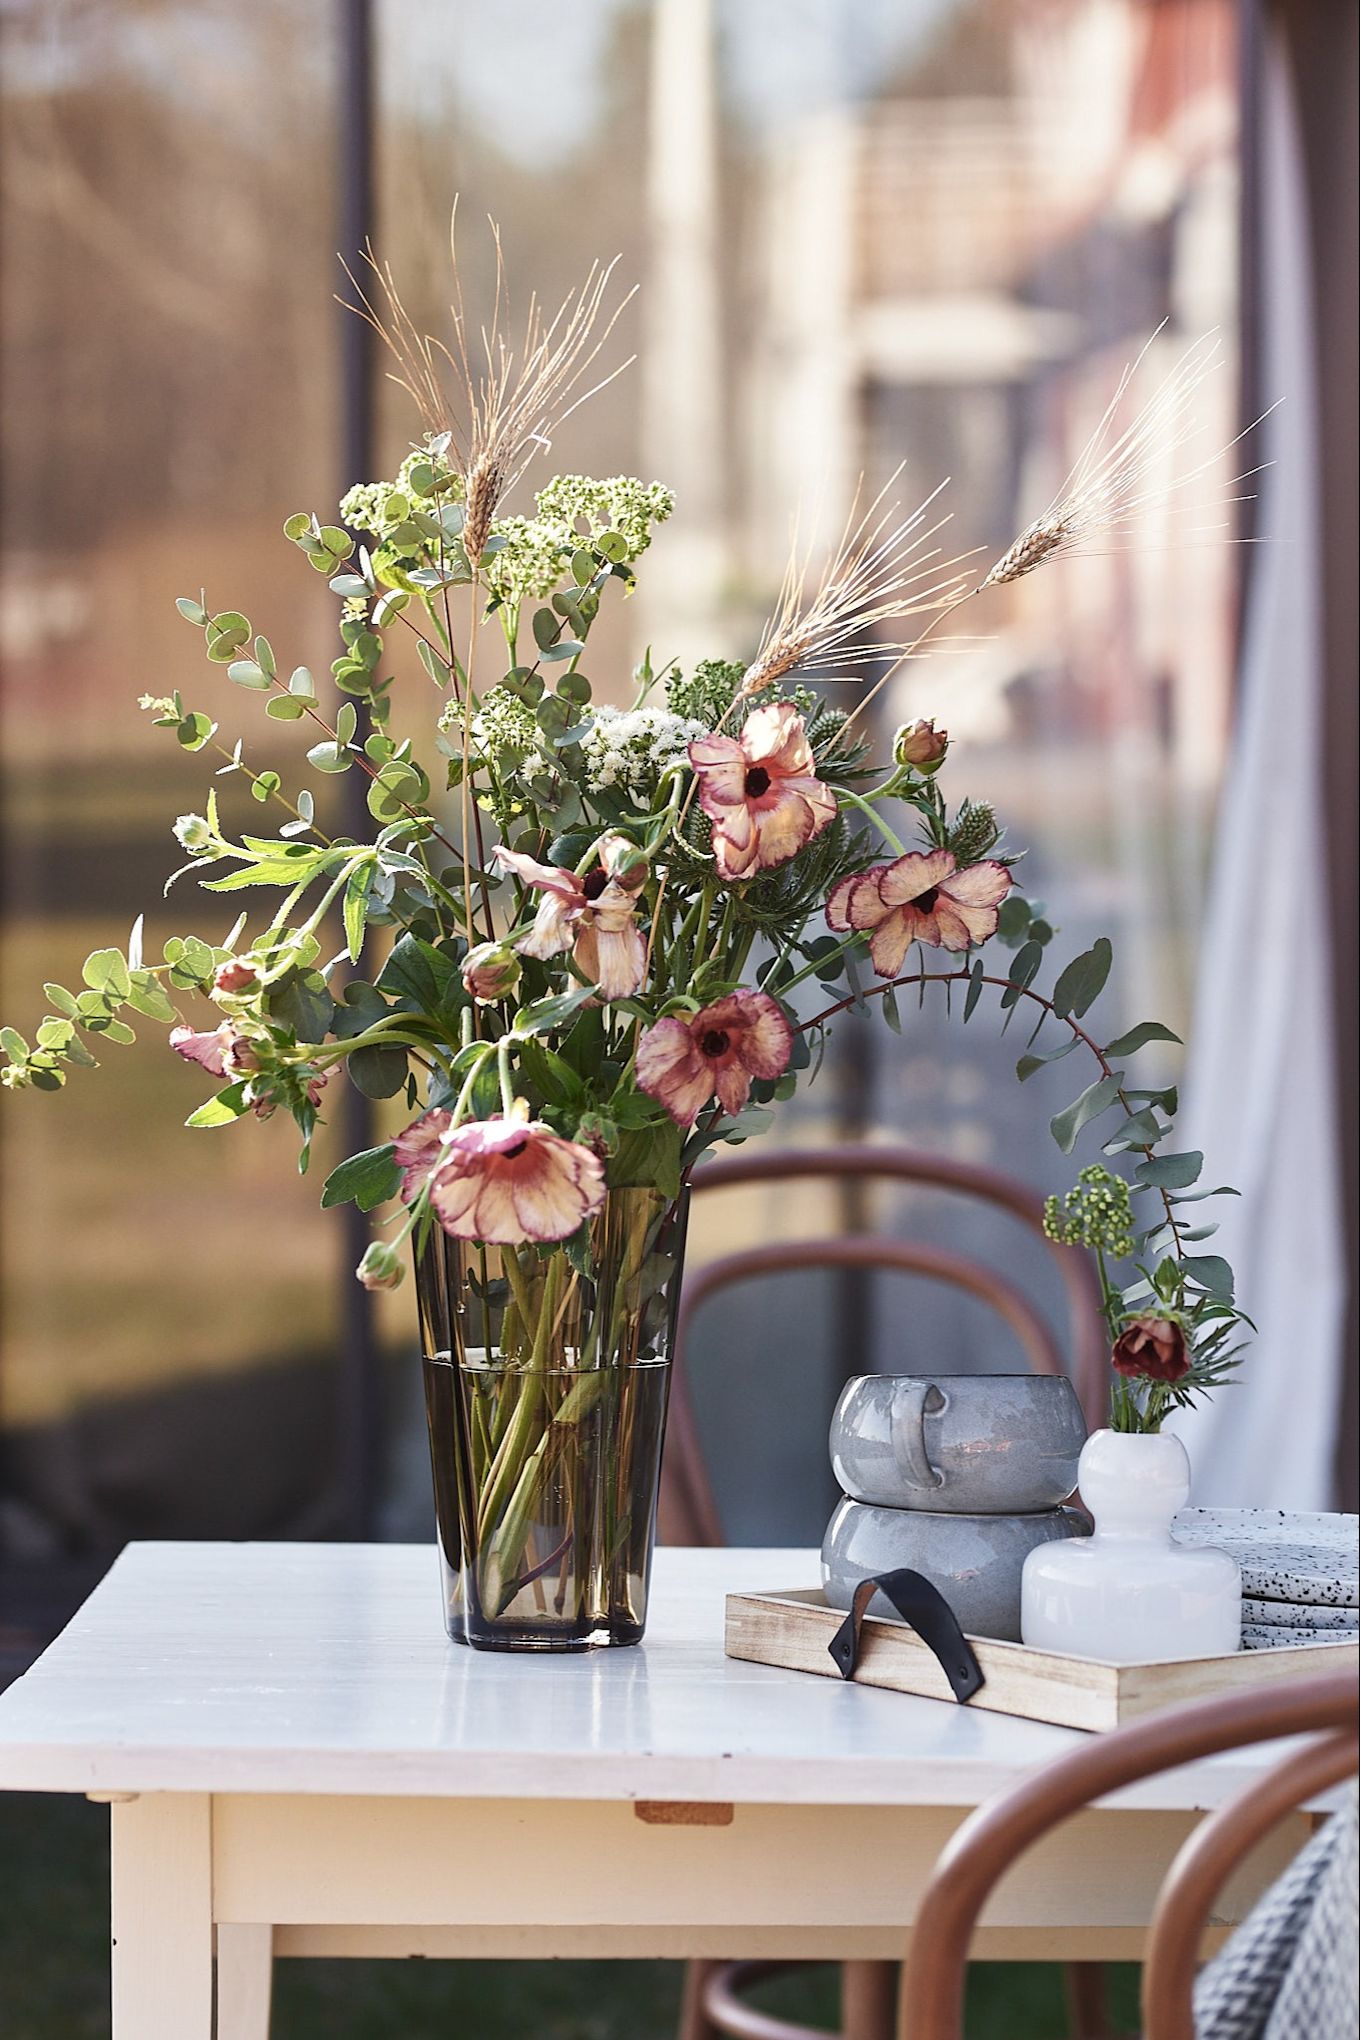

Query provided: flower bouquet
[1,238,1251,1649]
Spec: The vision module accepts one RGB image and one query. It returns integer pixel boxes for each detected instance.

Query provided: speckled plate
[1242,1595,1359,1630]
[1172,1509,1359,1607]
[1242,1625,1358,1651]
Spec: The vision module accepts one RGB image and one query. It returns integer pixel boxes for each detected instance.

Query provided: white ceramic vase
[1020,1428,1241,1663]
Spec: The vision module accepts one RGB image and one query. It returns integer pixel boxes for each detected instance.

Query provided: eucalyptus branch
[799,965,1185,1258]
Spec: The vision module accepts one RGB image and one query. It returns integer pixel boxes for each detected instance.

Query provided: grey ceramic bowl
[822,1495,1091,1642]
[830,1372,1087,1515]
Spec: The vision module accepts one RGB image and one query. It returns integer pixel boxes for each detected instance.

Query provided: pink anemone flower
[393,1107,452,1201]
[688,702,837,880]
[827,847,1011,976]
[170,1021,257,1078]
[429,1116,606,1244]
[635,990,793,1128]
[493,833,647,1002]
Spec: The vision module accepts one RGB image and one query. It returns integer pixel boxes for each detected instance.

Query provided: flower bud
[598,832,649,893]
[356,1240,405,1292]
[1112,1316,1189,1383]
[174,813,214,854]
[893,719,948,772]
[461,942,521,1004]
[213,958,258,996]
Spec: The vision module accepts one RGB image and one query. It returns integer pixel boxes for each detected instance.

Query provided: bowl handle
[891,1381,946,1491]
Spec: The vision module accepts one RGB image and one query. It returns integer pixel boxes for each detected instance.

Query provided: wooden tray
[725,1586,1360,1732]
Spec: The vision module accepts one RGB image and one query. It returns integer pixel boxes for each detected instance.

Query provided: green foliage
[321,1145,401,1212]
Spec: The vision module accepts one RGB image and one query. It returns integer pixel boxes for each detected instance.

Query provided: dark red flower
[1112,1317,1190,1383]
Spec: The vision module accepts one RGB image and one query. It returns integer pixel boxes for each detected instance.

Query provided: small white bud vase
[1021,1429,1241,1662]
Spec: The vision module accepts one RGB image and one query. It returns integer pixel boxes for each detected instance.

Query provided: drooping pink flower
[170,1021,258,1078]
[394,1108,452,1201]
[688,702,837,879]
[635,990,793,1128]
[429,1116,606,1244]
[827,848,1012,976]
[493,833,647,1002]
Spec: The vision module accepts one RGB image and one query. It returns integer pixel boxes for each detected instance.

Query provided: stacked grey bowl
[1172,1509,1359,1649]
[821,1373,1091,1643]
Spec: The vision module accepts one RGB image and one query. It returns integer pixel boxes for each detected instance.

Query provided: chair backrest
[659,1143,1107,1546]
[901,1670,1360,2040]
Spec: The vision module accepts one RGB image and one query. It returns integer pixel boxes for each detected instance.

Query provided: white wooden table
[0,1542,1305,2038]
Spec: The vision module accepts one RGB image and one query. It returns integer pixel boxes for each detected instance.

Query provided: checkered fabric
[1192,1782,1358,2040]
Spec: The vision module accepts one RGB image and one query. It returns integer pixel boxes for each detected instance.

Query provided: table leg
[842,1959,899,2040]
[218,1923,274,2039]
[110,1794,213,2040]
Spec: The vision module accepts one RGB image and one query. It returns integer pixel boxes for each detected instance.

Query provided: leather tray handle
[827,1566,985,1704]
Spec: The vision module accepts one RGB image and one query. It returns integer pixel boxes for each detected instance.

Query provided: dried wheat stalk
[344,209,634,565]
[981,329,1264,588]
[740,472,978,698]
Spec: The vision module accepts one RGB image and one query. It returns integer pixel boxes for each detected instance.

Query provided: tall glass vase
[415,1186,689,1651]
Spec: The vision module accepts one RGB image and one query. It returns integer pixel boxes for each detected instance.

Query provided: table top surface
[0,1543,1309,1807]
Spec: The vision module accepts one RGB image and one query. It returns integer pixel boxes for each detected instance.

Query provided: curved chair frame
[685,1144,1107,1418]
[661,1143,1108,1552]
[700,1675,1358,2040]
[903,1670,1359,2040]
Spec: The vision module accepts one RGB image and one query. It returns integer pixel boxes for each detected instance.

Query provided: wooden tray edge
[724,1587,1359,1732]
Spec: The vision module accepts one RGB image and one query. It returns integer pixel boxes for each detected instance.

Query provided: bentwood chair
[661,1144,1109,2040]
[660,1143,1108,1553]
[904,1670,1359,2040]
[695,1672,1358,2040]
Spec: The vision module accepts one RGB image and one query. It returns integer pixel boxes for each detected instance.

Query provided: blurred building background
[1,0,1355,1652]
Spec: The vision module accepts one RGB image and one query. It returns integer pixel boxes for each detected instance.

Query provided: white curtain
[1170,26,1346,1507]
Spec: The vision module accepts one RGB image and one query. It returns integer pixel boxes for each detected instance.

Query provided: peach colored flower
[1112,1316,1190,1383]
[688,702,836,879]
[635,990,793,1128]
[429,1116,606,1244]
[494,833,647,1002]
[394,1108,452,1201]
[827,848,1011,976]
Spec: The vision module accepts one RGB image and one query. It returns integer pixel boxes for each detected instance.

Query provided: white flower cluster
[580,705,705,809]
[535,475,675,561]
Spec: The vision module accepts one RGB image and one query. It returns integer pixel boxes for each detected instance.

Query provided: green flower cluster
[340,447,465,538]
[1044,1164,1135,1258]
[457,686,550,779]
[535,475,674,560]
[482,517,572,609]
[666,658,744,727]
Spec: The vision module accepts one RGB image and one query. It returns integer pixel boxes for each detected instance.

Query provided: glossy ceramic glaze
[821,1495,1090,1642]
[829,1372,1087,1514]
[1022,1429,1242,1663]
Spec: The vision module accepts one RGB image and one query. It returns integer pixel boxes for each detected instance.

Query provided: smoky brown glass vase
[414,1186,688,1651]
